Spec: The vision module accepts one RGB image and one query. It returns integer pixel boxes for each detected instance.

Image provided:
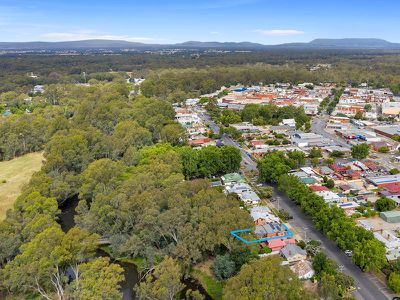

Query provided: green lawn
[0,152,43,220]
[192,269,223,300]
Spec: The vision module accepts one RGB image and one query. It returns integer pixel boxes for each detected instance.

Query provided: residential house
[380,183,400,204]
[290,260,315,280]
[309,185,330,192]
[255,222,286,238]
[345,169,361,180]
[315,191,342,203]
[250,206,280,226]
[357,219,374,231]
[188,137,215,147]
[250,140,268,149]
[373,229,400,261]
[290,171,317,185]
[387,249,400,261]
[330,163,348,174]
[374,230,400,249]
[267,237,296,252]
[280,244,307,263]
[230,122,259,133]
[238,190,261,205]
[370,141,390,152]
[225,182,251,193]
[337,202,359,216]
[319,166,334,176]
[221,173,246,185]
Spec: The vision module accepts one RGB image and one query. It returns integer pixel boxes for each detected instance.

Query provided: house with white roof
[373,230,400,250]
[290,260,315,280]
[250,206,280,225]
[315,191,342,203]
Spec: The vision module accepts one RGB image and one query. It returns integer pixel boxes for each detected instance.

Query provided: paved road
[311,114,397,171]
[271,187,392,300]
[311,115,351,149]
[199,112,220,134]
[200,109,392,299]
[222,135,257,171]
[199,111,256,170]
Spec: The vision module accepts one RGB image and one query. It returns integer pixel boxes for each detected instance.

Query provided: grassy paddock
[0,152,43,220]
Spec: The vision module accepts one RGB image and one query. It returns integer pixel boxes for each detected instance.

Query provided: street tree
[351,143,369,159]
[374,197,396,212]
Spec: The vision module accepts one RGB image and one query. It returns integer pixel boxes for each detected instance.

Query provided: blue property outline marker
[230,223,294,245]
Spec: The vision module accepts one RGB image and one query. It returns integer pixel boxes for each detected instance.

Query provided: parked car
[344,250,353,257]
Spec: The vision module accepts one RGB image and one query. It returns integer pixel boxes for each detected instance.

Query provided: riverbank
[58,192,220,300]
[191,260,223,300]
[191,269,222,300]
[59,197,139,300]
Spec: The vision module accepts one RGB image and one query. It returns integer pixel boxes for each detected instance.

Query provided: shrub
[213,254,235,281]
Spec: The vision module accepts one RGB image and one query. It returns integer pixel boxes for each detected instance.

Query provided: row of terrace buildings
[332,87,397,119]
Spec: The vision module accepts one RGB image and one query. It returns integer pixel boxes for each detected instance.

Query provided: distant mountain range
[1,38,400,50]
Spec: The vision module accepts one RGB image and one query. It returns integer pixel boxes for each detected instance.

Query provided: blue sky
[0,0,399,44]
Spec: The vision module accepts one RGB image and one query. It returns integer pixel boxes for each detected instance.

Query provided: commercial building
[292,132,327,147]
[380,211,400,223]
[367,174,400,186]
[382,102,400,116]
[373,125,400,138]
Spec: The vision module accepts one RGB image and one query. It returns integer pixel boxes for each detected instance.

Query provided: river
[59,197,139,300]
[59,196,212,300]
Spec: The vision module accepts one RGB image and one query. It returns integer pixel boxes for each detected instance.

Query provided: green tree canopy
[136,256,184,300]
[223,256,315,300]
[213,254,236,281]
[388,272,400,293]
[374,197,396,212]
[351,143,369,159]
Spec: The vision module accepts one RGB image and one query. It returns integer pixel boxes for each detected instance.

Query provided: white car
[344,250,353,257]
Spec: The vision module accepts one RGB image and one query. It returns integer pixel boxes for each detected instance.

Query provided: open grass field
[0,152,44,220]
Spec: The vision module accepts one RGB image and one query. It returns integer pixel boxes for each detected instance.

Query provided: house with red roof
[267,237,296,252]
[381,182,400,194]
[333,173,345,180]
[362,160,380,171]
[345,169,361,180]
[309,185,330,192]
[380,183,400,205]
[330,163,347,174]
[188,137,214,147]
[250,140,267,149]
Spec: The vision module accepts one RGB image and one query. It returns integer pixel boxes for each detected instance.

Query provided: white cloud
[210,31,219,35]
[41,30,163,43]
[254,29,305,36]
